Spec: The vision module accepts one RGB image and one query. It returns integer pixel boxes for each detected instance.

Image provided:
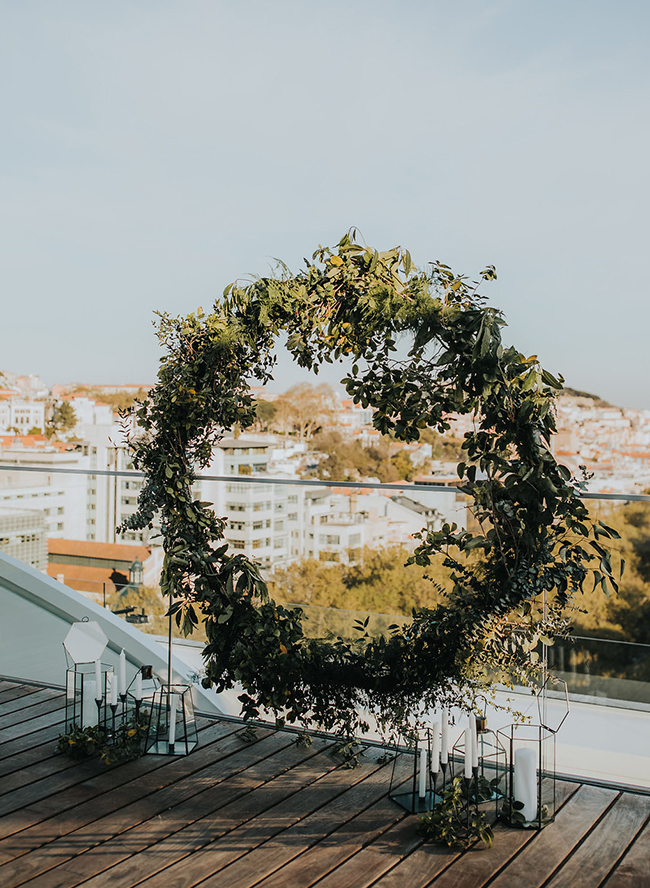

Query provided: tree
[252,399,277,431]
[272,383,337,442]
[268,545,451,616]
[311,431,418,483]
[27,426,42,435]
[419,427,465,460]
[572,499,650,644]
[51,401,77,433]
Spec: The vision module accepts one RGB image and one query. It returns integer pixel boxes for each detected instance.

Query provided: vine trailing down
[118,231,620,742]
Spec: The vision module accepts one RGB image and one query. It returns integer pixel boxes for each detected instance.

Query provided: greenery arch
[120,231,619,740]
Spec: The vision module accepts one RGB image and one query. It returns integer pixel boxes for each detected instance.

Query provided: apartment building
[199,437,291,572]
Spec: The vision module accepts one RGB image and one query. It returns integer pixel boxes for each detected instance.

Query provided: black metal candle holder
[389,726,445,813]
[145,683,198,756]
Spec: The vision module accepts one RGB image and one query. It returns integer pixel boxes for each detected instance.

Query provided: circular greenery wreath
[120,231,619,741]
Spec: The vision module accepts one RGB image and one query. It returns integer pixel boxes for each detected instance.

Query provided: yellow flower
[128,729,137,737]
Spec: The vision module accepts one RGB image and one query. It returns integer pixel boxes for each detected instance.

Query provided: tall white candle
[168,694,177,747]
[110,675,118,706]
[469,714,479,769]
[119,649,127,696]
[135,671,143,702]
[418,742,427,799]
[514,747,538,822]
[94,660,102,699]
[440,710,449,765]
[464,729,472,779]
[82,679,97,727]
[430,722,440,774]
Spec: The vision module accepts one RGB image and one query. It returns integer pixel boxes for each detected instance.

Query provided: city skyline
[2,2,649,407]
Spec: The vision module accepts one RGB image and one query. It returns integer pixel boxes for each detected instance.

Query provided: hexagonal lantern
[496,676,570,831]
[63,619,111,732]
[63,620,108,664]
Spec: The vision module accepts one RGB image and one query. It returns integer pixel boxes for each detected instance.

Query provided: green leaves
[417,776,494,849]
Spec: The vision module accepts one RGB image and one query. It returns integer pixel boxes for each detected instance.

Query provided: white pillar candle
[134,671,143,702]
[514,747,538,822]
[94,660,102,699]
[82,679,97,727]
[430,722,440,774]
[119,649,127,696]
[110,674,118,706]
[168,694,177,747]
[469,714,479,769]
[418,742,427,799]
[440,710,449,765]
[464,729,472,779]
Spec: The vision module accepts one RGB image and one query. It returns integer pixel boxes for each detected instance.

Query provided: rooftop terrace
[1,679,649,888]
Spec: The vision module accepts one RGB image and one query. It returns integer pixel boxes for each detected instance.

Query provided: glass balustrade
[1,463,649,710]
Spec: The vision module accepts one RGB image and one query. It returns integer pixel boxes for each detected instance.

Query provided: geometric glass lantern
[497,676,569,830]
[389,726,446,813]
[62,619,112,731]
[450,720,507,831]
[451,727,507,804]
[145,683,198,756]
[496,723,557,829]
[63,619,108,664]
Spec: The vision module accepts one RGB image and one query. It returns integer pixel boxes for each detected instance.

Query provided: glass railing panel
[1,464,649,708]
[547,637,650,706]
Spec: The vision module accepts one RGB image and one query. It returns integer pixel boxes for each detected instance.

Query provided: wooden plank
[373,841,460,888]
[209,757,413,888]
[603,817,650,888]
[0,709,215,784]
[254,796,413,888]
[0,696,70,732]
[488,785,619,888]
[75,740,349,888]
[300,811,421,888]
[0,708,68,747]
[545,793,650,888]
[0,689,64,720]
[7,732,314,888]
[0,685,42,704]
[0,719,68,765]
[0,720,246,851]
[131,747,405,888]
[0,749,80,798]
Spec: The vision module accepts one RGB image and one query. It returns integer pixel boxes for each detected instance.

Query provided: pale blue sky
[1,1,649,406]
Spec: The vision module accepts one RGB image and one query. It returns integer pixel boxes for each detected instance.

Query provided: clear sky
[1,1,648,407]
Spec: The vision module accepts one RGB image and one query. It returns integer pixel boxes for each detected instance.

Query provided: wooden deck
[0,679,649,888]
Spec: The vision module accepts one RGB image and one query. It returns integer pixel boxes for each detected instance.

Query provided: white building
[200,437,291,572]
[0,443,89,544]
[0,395,46,434]
[81,424,150,545]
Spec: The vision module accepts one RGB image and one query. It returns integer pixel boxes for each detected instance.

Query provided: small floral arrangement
[57,716,148,765]
[417,776,494,850]
[56,724,108,761]
[101,718,148,764]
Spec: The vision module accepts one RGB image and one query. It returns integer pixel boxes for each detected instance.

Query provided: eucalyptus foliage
[119,231,619,739]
